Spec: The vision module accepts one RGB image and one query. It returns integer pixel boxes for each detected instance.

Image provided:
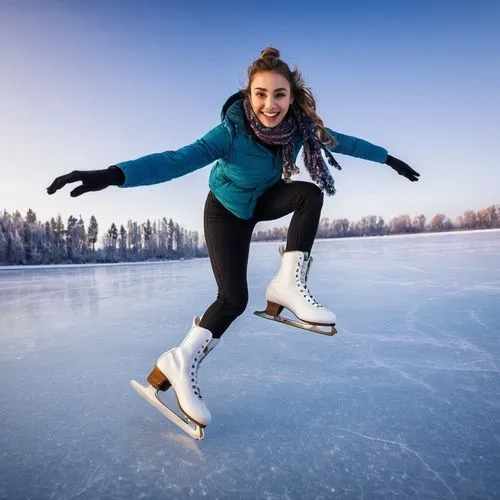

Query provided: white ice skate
[131,316,221,440]
[255,247,337,335]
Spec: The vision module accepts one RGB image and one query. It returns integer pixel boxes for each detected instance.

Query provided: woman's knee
[218,290,248,318]
[300,182,324,207]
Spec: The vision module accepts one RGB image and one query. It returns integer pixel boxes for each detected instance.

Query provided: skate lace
[190,338,211,399]
[295,257,321,308]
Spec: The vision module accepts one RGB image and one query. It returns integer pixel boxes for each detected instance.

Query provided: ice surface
[1,230,499,499]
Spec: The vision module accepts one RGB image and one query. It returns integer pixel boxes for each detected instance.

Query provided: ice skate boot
[255,249,337,335]
[130,316,221,440]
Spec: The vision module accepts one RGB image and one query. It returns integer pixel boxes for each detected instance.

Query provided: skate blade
[130,380,205,440]
[254,310,337,336]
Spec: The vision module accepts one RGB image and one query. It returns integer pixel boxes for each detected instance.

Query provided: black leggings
[199,179,324,338]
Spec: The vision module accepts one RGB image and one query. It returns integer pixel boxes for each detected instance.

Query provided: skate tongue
[205,337,222,353]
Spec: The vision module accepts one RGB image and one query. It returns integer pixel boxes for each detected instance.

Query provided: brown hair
[243,47,335,146]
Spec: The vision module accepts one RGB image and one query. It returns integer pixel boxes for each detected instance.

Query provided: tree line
[1,203,498,265]
[252,204,499,242]
[0,209,207,265]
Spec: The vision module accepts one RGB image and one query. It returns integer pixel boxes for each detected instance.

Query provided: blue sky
[1,0,499,238]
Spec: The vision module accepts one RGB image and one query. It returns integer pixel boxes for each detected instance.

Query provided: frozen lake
[1,230,499,499]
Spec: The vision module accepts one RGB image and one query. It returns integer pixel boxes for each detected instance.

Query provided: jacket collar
[221,91,246,127]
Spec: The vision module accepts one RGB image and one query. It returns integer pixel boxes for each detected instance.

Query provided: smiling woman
[46,46,420,439]
[249,73,292,127]
[252,78,288,122]
[241,47,342,191]
[245,47,333,144]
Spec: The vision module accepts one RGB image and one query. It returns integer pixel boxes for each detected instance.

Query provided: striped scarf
[243,96,341,195]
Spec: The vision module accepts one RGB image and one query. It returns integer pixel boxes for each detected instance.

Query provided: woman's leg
[254,180,324,254]
[254,180,336,331]
[199,192,255,338]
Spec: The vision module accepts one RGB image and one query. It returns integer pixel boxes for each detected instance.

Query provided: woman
[47,47,420,438]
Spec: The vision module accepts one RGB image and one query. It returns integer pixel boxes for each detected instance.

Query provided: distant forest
[252,204,500,242]
[0,210,207,265]
[0,203,498,266]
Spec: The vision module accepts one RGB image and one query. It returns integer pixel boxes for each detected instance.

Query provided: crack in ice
[337,427,457,500]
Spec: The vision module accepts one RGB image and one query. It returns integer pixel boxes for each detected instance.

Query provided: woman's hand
[385,155,420,182]
[46,166,125,197]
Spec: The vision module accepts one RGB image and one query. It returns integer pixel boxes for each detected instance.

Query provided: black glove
[46,166,125,197]
[385,155,420,182]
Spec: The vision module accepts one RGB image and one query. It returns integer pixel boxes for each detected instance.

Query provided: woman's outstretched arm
[325,128,420,182]
[118,123,231,188]
[47,123,232,196]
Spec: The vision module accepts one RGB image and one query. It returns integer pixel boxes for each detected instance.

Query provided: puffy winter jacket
[118,96,388,219]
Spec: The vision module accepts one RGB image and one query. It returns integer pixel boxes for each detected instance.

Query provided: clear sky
[1,0,499,238]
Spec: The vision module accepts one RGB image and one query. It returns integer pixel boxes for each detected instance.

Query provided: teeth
[263,112,279,117]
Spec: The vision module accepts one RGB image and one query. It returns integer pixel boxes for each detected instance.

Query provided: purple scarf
[243,97,341,195]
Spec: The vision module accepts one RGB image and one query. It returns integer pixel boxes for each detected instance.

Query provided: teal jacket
[118,99,388,220]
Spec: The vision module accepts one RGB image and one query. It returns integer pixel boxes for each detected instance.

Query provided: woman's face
[249,71,293,128]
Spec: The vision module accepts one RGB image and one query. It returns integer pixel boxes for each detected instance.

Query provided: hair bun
[260,47,280,60]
